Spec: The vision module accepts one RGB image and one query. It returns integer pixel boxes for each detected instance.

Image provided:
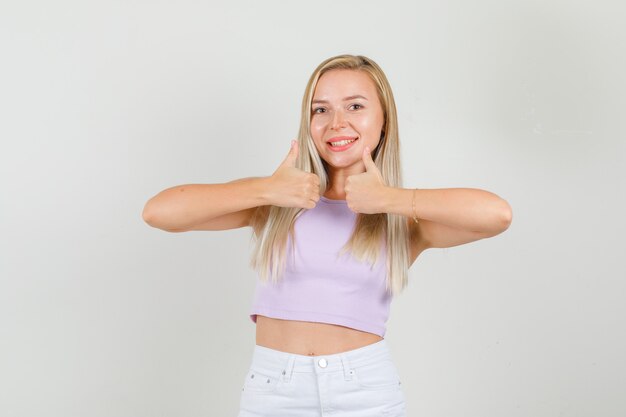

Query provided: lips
[326,136,358,144]
[327,136,359,152]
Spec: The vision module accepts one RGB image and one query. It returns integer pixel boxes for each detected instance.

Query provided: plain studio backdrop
[1,1,624,416]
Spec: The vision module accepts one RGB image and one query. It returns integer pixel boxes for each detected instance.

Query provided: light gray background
[1,1,624,416]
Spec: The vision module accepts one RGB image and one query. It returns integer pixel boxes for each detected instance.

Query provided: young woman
[142,54,512,416]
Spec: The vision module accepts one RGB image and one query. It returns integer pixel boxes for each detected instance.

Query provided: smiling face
[310,69,385,180]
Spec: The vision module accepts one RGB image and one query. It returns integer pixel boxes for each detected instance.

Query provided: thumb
[362,146,377,171]
[281,139,299,167]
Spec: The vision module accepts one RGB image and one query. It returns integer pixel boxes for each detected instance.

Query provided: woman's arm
[141,177,272,232]
[142,141,319,233]
[386,187,512,249]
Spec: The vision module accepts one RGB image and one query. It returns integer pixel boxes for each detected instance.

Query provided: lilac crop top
[249,195,393,337]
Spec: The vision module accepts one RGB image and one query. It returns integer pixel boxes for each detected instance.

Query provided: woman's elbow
[498,200,513,232]
[141,205,178,232]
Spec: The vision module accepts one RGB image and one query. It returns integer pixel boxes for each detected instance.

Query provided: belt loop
[283,354,296,383]
[340,353,353,381]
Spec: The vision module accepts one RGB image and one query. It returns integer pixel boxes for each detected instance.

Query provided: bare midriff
[255,315,383,356]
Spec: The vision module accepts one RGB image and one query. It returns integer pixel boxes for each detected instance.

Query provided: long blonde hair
[249,54,410,297]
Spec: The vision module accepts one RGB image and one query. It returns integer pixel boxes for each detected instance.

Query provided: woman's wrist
[382,186,421,219]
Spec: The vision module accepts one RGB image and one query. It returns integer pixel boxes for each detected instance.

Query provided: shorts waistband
[249,339,391,382]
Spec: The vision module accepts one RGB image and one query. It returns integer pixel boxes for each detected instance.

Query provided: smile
[327,137,358,152]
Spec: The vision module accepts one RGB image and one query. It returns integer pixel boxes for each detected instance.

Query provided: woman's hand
[266,140,320,209]
[345,146,388,214]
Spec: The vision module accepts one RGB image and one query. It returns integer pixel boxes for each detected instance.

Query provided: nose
[331,110,348,130]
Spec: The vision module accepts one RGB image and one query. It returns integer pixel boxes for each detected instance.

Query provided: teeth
[329,138,356,147]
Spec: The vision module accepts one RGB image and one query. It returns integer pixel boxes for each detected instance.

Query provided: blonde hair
[249,54,410,297]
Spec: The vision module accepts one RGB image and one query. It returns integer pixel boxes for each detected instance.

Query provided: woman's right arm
[141,176,272,233]
[143,140,320,233]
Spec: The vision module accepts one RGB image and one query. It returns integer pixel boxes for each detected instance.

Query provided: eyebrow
[312,95,368,104]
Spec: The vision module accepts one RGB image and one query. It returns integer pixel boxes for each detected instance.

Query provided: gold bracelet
[412,188,419,224]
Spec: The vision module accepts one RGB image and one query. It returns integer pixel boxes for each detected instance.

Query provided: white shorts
[237,338,406,416]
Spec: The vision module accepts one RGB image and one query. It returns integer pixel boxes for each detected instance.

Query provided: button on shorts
[237,338,406,416]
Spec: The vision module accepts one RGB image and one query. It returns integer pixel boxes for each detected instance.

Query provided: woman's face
[310,69,385,173]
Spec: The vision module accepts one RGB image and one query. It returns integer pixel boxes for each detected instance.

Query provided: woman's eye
[350,104,363,110]
[313,107,326,114]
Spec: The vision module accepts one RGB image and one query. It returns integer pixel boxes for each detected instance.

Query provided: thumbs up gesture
[344,146,388,214]
[267,140,320,209]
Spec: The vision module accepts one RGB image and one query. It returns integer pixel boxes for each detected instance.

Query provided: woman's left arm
[345,149,512,249]
[384,187,513,248]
